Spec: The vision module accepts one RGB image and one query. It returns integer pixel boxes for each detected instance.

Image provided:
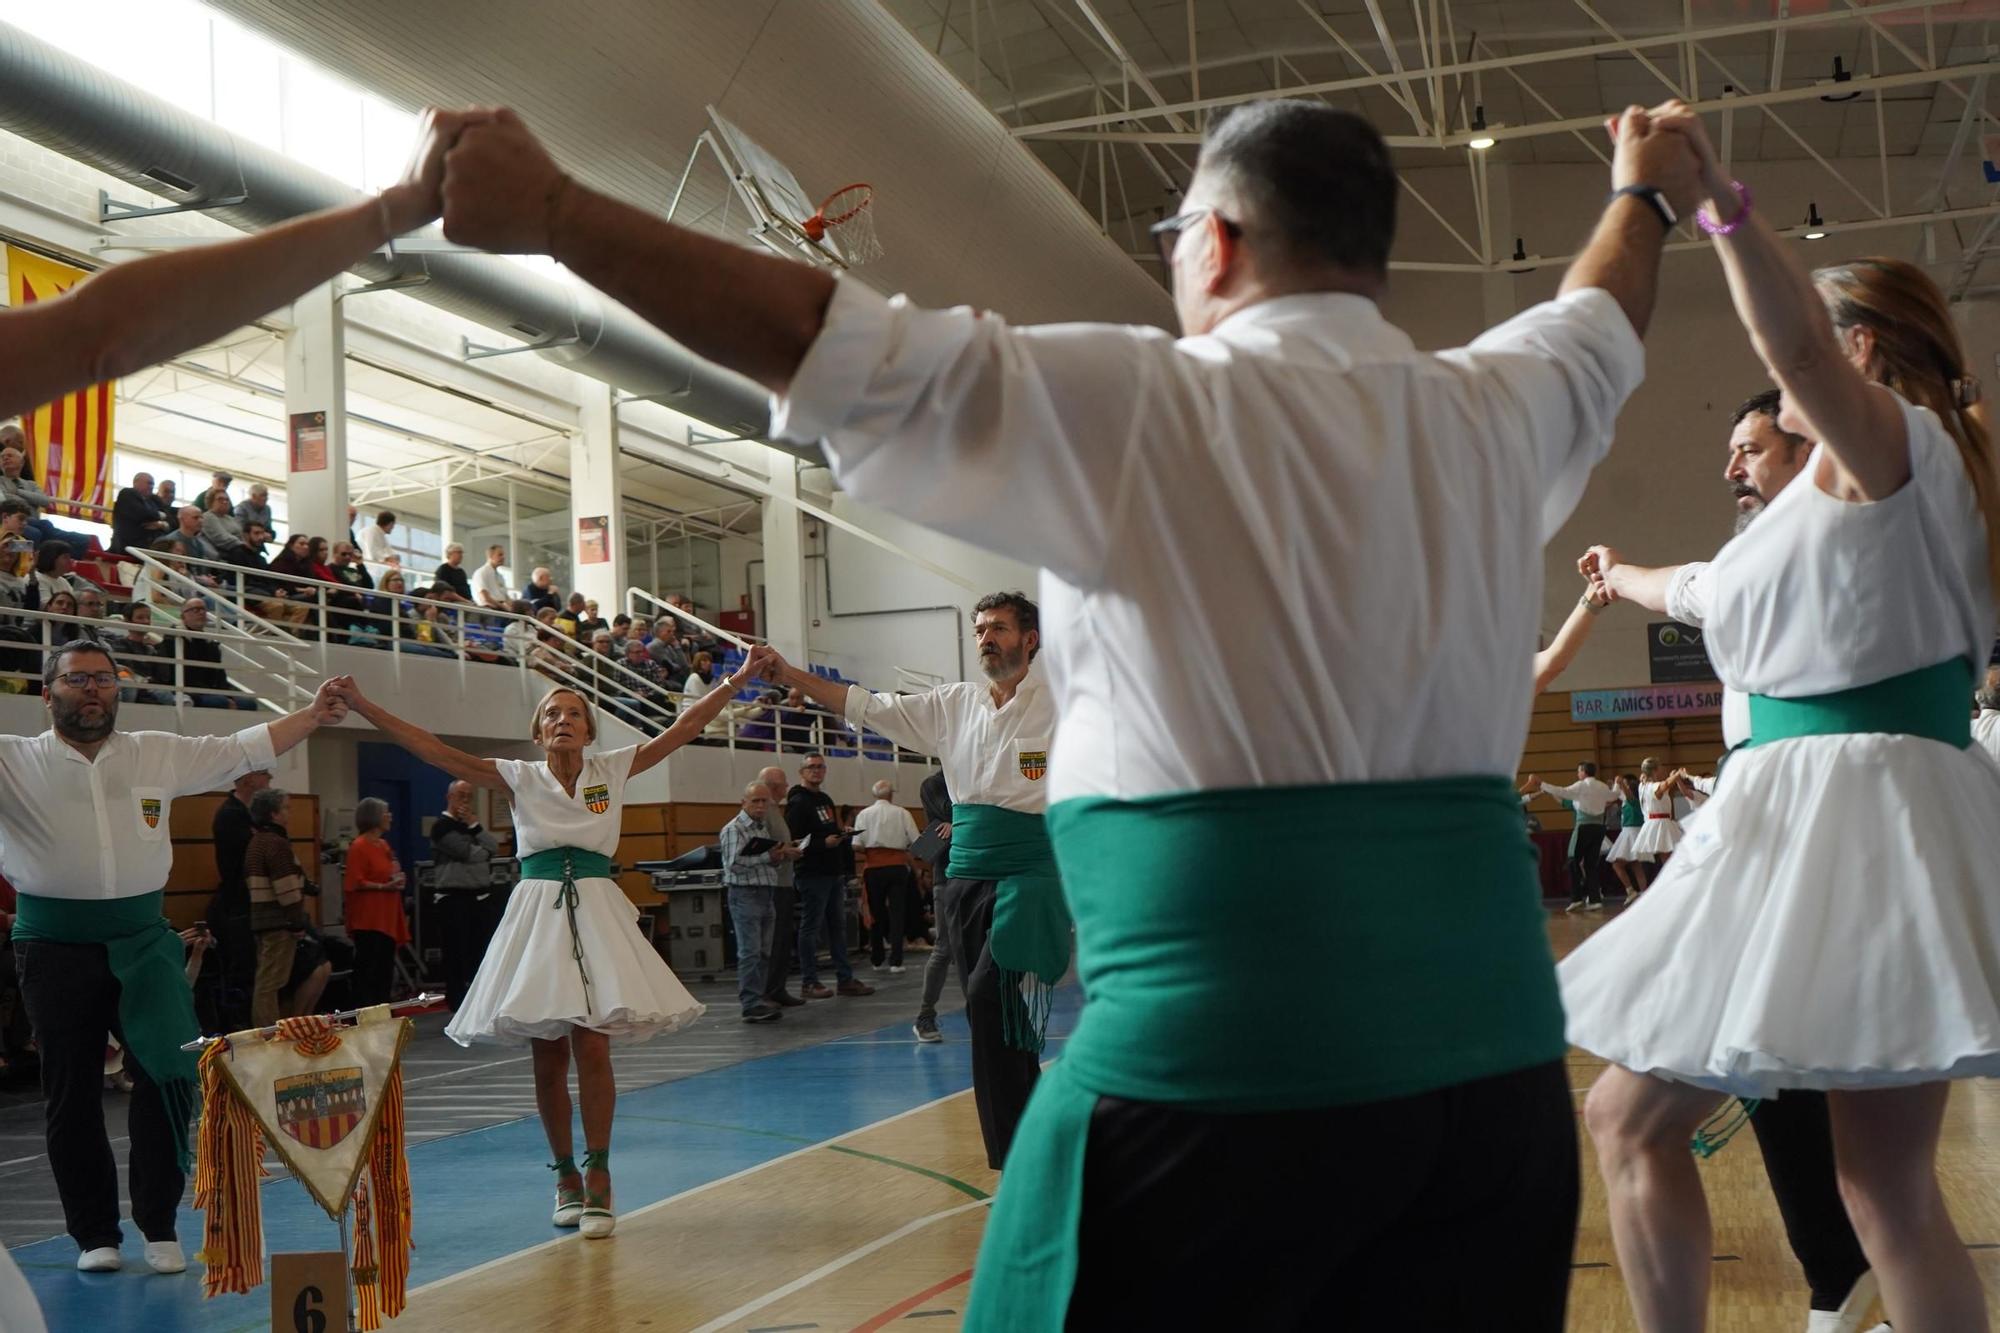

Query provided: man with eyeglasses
[4,640,345,1276]
[436,95,1694,1327]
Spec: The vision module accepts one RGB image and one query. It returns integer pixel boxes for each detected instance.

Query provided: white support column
[761,460,808,659]
[568,386,626,609]
[283,283,348,543]
[506,481,519,590]
[438,475,455,549]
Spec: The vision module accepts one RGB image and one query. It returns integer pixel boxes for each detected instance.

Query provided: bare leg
[571,1027,616,1197]
[1583,1065,1730,1331]
[1829,1083,1987,1332]
[1611,859,1636,897]
[1633,861,1652,894]
[283,962,331,1018]
[530,1036,579,1193]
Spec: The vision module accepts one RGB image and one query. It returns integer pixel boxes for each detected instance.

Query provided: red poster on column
[289,412,328,473]
[577,515,609,564]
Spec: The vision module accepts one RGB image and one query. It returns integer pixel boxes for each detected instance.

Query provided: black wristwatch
[1607,184,1677,232]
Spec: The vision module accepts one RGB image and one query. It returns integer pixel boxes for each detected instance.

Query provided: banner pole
[338,1206,357,1333]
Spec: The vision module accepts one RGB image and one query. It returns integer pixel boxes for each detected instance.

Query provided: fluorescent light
[1803,202,1828,239]
[1469,104,1495,151]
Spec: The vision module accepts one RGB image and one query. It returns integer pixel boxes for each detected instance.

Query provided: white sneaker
[76,1246,122,1272]
[889,964,905,974]
[144,1240,186,1274]
[1804,1271,1881,1333]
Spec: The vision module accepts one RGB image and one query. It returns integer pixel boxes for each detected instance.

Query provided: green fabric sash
[11,891,201,1169]
[964,776,1563,1333]
[1745,657,1972,750]
[1620,799,1644,829]
[946,804,1068,1054]
[520,848,615,1016]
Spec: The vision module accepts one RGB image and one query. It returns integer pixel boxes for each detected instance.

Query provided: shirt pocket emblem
[583,783,611,814]
[1018,749,1048,781]
[140,798,161,829]
[133,786,167,837]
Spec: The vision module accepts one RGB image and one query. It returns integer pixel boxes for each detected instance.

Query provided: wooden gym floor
[13,913,2000,1331]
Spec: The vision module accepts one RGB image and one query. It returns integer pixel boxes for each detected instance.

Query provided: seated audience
[110,472,170,554]
[173,596,251,708]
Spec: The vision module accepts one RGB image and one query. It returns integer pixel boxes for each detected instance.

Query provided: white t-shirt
[853,798,919,849]
[775,279,1642,801]
[471,562,509,607]
[496,745,639,863]
[360,526,395,573]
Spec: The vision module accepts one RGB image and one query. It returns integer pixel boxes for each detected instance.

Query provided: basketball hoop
[801,183,881,267]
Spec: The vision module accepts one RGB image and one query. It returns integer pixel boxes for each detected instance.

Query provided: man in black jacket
[912,769,955,1042]
[109,473,170,554]
[429,780,507,1010]
[785,753,873,1000]
[433,543,474,602]
[207,767,272,1032]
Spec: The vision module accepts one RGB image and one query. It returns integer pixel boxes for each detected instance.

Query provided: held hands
[1642,100,1738,217]
[311,676,352,726]
[1578,546,1623,605]
[379,108,496,236]
[733,644,786,690]
[1605,103,1703,221]
[441,107,573,254]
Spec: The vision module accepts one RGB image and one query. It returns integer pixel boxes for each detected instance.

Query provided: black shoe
[767,991,806,1008]
[741,1004,782,1023]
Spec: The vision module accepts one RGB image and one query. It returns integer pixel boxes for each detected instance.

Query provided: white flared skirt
[1560,732,2000,1097]
[444,876,706,1046]
[1606,826,1652,863]
[1629,817,1683,857]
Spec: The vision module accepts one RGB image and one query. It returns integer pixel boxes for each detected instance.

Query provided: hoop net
[802,183,881,266]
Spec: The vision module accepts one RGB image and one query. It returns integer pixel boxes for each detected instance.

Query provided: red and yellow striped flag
[6,245,114,511]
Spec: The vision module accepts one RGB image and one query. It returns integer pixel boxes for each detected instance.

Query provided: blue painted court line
[11,990,1082,1332]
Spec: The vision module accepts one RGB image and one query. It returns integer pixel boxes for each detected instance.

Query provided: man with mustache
[4,639,346,1277]
[1582,388,1887,1333]
[773,592,1058,1171]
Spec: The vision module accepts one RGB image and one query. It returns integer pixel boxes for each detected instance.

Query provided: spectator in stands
[736,688,782,751]
[434,543,473,601]
[561,592,590,635]
[359,511,396,575]
[209,768,270,1034]
[152,478,176,519]
[173,505,221,564]
[788,755,871,1000]
[268,534,324,636]
[683,650,719,701]
[500,598,538,662]
[607,614,633,647]
[777,686,834,754]
[343,797,408,1008]
[244,787,312,1028]
[575,597,607,640]
[429,780,505,1011]
[175,597,250,709]
[115,605,172,704]
[471,544,509,609]
[0,446,89,556]
[645,614,690,678]
[74,586,106,626]
[232,484,272,534]
[110,472,170,554]
[524,566,560,612]
[36,588,77,641]
[128,539,183,619]
[722,782,790,1023]
[28,541,86,610]
[227,522,311,628]
[0,502,34,576]
[200,490,247,556]
[190,469,231,516]
[607,637,673,729]
[855,779,920,974]
[328,540,374,620]
[583,628,617,685]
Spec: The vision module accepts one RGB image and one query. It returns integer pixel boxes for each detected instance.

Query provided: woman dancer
[1626,756,1682,869]
[1566,102,2000,1331]
[1604,773,1652,899]
[334,646,777,1237]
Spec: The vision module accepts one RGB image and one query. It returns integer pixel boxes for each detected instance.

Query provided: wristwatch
[1608,184,1677,232]
[1580,594,1606,614]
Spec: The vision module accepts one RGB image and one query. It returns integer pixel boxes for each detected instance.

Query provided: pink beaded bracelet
[1696,181,1752,236]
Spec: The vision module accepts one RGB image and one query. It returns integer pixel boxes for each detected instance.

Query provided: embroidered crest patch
[1018,750,1048,781]
[140,798,161,829]
[583,783,611,814]
[273,1067,366,1149]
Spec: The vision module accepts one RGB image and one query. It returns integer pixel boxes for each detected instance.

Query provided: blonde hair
[1638,757,1658,778]
[1815,257,2000,594]
[528,686,598,745]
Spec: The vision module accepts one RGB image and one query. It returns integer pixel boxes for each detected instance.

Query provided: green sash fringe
[520,848,615,1016]
[12,891,200,1169]
[946,805,1067,1054]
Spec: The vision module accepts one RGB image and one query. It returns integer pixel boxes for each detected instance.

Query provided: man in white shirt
[470,544,510,609]
[436,95,1692,1327]
[1974,686,2000,765]
[359,510,396,576]
[853,779,920,974]
[1529,763,1620,911]
[1580,390,1887,1333]
[7,639,345,1276]
[778,593,1057,1171]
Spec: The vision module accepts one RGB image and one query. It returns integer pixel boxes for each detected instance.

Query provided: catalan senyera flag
[6,245,114,511]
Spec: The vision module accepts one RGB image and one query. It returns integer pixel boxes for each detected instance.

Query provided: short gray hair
[249,787,288,823]
[42,638,114,690]
[354,797,389,832]
[872,780,893,798]
[1977,685,2000,712]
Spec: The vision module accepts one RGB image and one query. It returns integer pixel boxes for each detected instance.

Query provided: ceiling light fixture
[1803,202,1828,239]
[1468,104,1496,151]
[1506,236,1538,274]
[1819,55,1861,102]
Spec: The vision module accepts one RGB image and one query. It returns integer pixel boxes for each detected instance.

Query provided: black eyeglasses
[55,671,118,690]
[1149,208,1242,265]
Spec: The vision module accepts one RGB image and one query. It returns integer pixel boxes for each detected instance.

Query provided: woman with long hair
[1566,103,2000,1331]
[330,645,778,1238]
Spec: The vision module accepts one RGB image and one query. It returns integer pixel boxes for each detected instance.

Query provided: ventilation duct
[0,18,778,443]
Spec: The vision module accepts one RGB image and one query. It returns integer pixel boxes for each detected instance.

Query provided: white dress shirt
[853,797,919,850]
[1539,776,1618,820]
[1975,709,2000,766]
[843,668,1055,813]
[0,724,276,900]
[471,561,509,607]
[360,526,394,573]
[776,279,1642,802]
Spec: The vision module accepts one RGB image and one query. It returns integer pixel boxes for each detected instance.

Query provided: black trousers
[1568,824,1608,904]
[435,889,508,1011]
[13,939,185,1250]
[1066,1061,1578,1331]
[1752,1091,1871,1311]
[763,882,798,1000]
[350,930,397,1008]
[864,865,914,967]
[203,895,256,1034]
[948,876,1042,1170]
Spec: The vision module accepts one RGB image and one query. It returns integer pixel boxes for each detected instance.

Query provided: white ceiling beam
[1362,0,1429,135]
[1012,0,1964,136]
[1071,0,1196,134]
[1691,43,1887,220]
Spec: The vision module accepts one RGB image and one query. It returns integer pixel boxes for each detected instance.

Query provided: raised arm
[630,646,780,778]
[1557,107,1701,338]
[264,678,350,757]
[1533,586,1610,694]
[0,110,481,420]
[335,674,506,789]
[1580,545,1681,617]
[1651,102,1907,498]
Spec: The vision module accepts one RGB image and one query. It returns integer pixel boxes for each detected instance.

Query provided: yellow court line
[407,1086,980,1299]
